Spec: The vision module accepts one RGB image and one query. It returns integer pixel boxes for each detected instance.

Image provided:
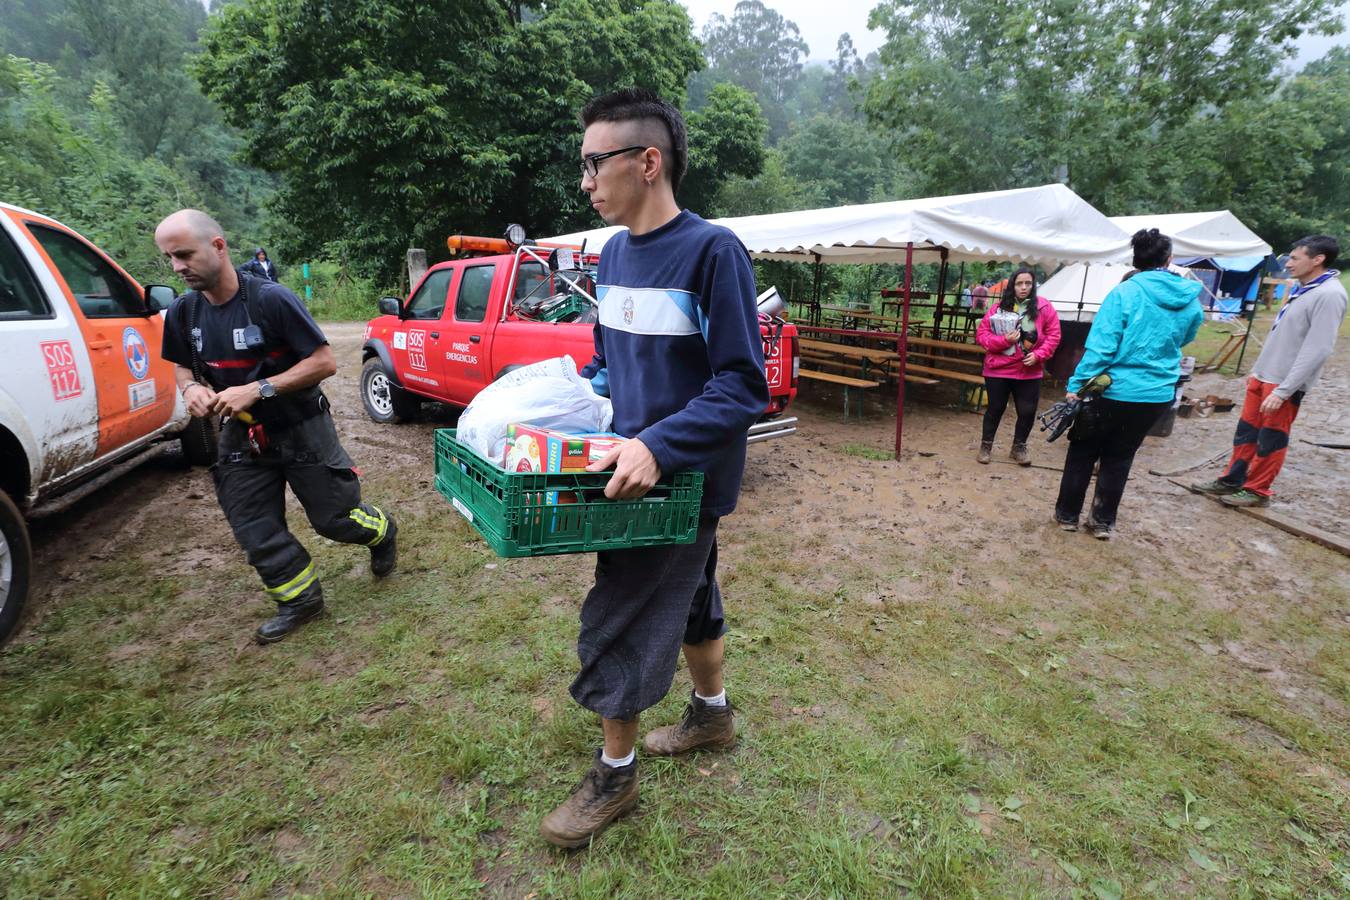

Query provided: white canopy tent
[1043,210,1271,320]
[547,184,1134,266]
[1109,211,1271,259]
[545,184,1136,458]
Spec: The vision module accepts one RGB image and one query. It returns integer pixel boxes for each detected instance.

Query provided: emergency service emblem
[623,294,634,326]
[122,327,150,380]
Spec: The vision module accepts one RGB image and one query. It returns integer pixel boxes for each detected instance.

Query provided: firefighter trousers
[211,411,391,607]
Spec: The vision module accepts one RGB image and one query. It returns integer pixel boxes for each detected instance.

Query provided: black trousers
[1054,398,1169,527]
[983,376,1041,443]
[212,413,391,606]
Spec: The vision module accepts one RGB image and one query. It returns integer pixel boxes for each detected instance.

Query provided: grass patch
[2,487,1347,895]
[840,443,894,460]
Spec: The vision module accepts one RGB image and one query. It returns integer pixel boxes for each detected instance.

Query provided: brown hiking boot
[642,692,736,756]
[539,751,638,849]
[1010,442,1031,466]
[976,441,993,464]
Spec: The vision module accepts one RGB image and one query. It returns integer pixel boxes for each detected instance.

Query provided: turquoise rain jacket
[1068,269,1205,403]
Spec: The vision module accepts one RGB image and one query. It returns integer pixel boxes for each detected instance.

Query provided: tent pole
[1234,297,1255,375]
[895,242,913,460]
[810,253,823,327]
[1077,264,1089,322]
[933,248,949,340]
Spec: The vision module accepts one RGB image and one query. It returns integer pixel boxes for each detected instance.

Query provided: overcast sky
[679,0,1350,69]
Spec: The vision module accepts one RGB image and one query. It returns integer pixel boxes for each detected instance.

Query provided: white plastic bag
[457,355,612,462]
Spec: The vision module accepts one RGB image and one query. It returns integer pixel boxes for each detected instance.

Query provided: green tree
[0,55,201,281]
[863,0,1344,232]
[683,82,768,214]
[780,114,893,205]
[196,0,706,280]
[691,0,809,139]
[1277,47,1350,246]
[0,0,270,242]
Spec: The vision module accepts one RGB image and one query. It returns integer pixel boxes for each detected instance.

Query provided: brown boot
[539,751,638,849]
[1010,442,1031,466]
[642,692,736,756]
[977,441,993,464]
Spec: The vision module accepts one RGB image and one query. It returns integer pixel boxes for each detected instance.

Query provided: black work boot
[1010,442,1031,466]
[370,513,398,577]
[976,441,993,464]
[255,597,324,644]
[643,692,736,755]
[539,750,639,849]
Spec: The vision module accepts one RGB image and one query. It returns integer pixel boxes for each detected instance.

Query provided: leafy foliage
[196,0,707,281]
[0,55,201,281]
[862,0,1346,242]
[0,0,270,275]
[683,82,769,214]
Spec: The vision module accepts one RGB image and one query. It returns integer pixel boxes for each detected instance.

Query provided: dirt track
[20,321,1350,717]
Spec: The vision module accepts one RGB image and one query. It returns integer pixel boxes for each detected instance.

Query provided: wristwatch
[257,378,277,400]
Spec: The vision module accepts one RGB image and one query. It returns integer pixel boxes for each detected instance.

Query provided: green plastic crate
[434,429,703,557]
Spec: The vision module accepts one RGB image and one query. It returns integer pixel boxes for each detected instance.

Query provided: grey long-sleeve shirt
[1251,273,1347,399]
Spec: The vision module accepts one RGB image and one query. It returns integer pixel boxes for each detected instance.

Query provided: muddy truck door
[0,209,101,489]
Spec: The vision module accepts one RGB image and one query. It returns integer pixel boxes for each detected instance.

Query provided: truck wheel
[0,490,32,645]
[179,415,219,467]
[361,358,419,423]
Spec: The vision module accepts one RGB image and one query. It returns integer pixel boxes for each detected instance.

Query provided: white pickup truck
[0,202,210,643]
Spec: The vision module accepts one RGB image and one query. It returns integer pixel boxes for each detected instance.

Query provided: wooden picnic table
[799,338,899,362]
[906,335,985,355]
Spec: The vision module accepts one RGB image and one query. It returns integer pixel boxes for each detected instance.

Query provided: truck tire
[179,415,219,467]
[0,490,32,645]
[361,358,419,423]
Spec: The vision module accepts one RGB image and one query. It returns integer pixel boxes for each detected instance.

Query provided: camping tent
[547,184,1133,266]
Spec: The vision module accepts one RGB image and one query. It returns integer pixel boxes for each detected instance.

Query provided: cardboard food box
[502,424,627,473]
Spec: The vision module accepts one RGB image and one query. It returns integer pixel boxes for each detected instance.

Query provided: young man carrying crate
[538,89,770,848]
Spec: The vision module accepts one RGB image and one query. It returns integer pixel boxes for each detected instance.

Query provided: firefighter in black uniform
[155,209,398,643]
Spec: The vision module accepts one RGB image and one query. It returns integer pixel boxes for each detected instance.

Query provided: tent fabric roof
[1109,211,1271,259]
[1040,263,1208,319]
[545,184,1134,266]
[1174,254,1267,272]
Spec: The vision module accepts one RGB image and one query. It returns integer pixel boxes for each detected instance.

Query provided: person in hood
[242,247,278,282]
[1053,228,1204,539]
[974,266,1061,465]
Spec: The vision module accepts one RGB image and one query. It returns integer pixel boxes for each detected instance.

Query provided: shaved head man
[155,210,399,643]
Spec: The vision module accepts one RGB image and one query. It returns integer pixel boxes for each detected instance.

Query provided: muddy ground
[21,321,1350,696]
[9,320,1348,894]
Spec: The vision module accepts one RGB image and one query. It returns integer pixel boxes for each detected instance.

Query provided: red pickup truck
[360,235,799,442]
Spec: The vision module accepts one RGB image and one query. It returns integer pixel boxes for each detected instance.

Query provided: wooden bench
[798,368,882,418]
[800,351,938,386]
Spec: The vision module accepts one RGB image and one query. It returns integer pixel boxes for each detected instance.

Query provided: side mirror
[144,284,177,314]
[378,296,402,317]
[547,247,578,272]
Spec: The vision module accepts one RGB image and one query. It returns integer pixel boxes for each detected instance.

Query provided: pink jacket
[975,296,1062,379]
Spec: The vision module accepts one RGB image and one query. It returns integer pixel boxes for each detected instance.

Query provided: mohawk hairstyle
[581,88,688,195]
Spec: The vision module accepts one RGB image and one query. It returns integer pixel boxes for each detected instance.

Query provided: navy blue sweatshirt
[580,210,768,516]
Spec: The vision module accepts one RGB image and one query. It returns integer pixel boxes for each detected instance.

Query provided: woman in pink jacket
[974,267,1061,465]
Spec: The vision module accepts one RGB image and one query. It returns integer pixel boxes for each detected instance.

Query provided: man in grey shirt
[1193,235,1347,507]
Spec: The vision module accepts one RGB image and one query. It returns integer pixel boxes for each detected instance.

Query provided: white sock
[695,690,728,707]
[600,748,635,768]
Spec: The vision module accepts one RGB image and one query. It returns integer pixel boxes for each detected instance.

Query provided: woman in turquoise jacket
[1054,229,1204,538]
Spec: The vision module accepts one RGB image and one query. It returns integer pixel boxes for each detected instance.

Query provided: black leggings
[1054,398,1169,527]
[983,376,1041,443]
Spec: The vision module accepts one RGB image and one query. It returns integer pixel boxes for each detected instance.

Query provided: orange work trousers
[1219,377,1303,497]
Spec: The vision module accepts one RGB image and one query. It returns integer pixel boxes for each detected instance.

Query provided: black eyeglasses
[580,146,647,179]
